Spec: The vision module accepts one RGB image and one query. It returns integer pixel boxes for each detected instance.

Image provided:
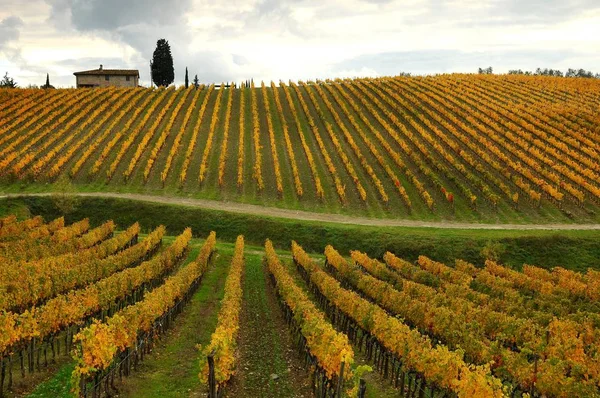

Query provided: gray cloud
[4,0,600,87]
[0,16,24,51]
[42,0,299,85]
[0,15,26,75]
[200,0,317,40]
[0,15,52,86]
[45,0,191,31]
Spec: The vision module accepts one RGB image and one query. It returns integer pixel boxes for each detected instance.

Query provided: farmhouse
[73,65,139,88]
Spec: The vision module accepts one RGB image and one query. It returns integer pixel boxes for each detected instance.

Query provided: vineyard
[1,215,600,397]
[0,75,599,222]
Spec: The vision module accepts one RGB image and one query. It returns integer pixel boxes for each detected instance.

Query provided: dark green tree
[193,74,199,89]
[150,39,175,87]
[42,73,55,89]
[0,72,17,88]
[185,67,189,88]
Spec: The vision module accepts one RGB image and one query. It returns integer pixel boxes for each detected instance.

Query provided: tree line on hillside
[0,72,56,89]
[479,66,599,78]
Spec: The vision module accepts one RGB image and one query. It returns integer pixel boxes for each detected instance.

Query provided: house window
[126,75,130,82]
[105,75,109,81]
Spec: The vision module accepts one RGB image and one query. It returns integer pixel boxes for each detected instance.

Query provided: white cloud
[0,0,599,87]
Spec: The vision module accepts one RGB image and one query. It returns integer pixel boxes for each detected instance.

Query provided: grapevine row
[71,230,215,394]
[292,242,506,397]
[200,235,244,389]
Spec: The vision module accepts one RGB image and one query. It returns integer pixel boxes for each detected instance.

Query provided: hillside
[0,74,599,223]
[3,216,600,398]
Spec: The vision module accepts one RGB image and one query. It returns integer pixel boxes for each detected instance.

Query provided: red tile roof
[73,69,139,76]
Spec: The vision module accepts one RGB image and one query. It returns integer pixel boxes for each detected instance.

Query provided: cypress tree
[151,39,175,87]
[45,73,50,87]
[185,67,189,88]
[193,74,199,89]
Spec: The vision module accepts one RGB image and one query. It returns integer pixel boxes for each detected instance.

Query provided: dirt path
[3,192,600,230]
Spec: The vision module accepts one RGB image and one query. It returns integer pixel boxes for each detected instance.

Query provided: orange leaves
[72,230,215,388]
[145,87,194,182]
[261,82,283,194]
[236,86,246,187]
[416,255,471,286]
[290,82,345,203]
[0,218,101,262]
[200,235,244,386]
[162,84,202,183]
[0,225,190,359]
[267,240,354,380]
[0,90,73,160]
[36,88,131,179]
[297,243,505,396]
[70,89,146,177]
[105,88,168,180]
[0,215,44,239]
[250,81,264,190]
[124,87,182,180]
[22,89,116,178]
[324,82,411,206]
[217,86,234,186]
[179,85,214,186]
[310,82,386,202]
[0,222,146,311]
[74,320,119,373]
[280,81,324,198]
[343,81,441,209]
[302,82,366,202]
[199,85,225,183]
[0,214,17,228]
[337,246,600,396]
[271,81,303,196]
[1,75,599,212]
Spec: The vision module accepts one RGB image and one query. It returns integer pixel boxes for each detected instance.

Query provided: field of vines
[0,74,599,222]
[2,214,600,397]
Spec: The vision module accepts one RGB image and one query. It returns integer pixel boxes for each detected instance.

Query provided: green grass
[11,225,600,396]
[5,195,600,272]
[115,243,231,397]
[20,242,315,398]
[3,80,600,223]
[224,251,310,397]
[20,238,208,398]
[26,364,75,398]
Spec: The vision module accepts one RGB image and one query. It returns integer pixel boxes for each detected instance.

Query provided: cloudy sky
[1,0,599,88]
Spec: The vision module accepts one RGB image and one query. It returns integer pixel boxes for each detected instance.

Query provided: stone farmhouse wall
[76,74,138,88]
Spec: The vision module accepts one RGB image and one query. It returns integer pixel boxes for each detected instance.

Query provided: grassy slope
[114,241,229,398]
[225,248,313,397]
[5,195,600,272]
[2,77,598,223]
[24,241,331,398]
[24,236,203,397]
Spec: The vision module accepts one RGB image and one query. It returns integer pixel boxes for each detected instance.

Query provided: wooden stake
[208,350,217,398]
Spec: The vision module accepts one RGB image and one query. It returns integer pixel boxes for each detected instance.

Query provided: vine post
[208,349,216,398]
[358,378,367,398]
[336,361,345,398]
[0,357,5,398]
